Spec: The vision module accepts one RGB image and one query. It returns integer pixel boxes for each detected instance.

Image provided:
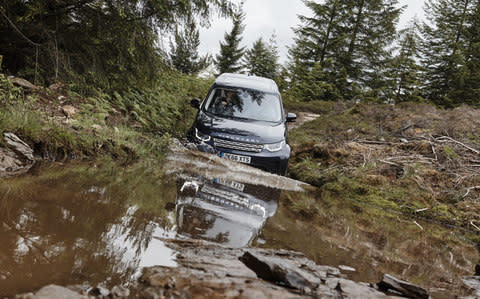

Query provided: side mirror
[190,98,201,109]
[286,112,297,123]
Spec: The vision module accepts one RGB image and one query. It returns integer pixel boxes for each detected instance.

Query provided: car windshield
[204,87,282,122]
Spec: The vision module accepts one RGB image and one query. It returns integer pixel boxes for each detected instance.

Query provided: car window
[204,87,282,122]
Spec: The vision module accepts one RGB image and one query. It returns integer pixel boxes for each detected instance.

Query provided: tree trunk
[346,0,365,63]
[319,0,339,64]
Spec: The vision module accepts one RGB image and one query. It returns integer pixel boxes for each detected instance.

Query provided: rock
[337,279,403,299]
[339,265,356,272]
[147,272,176,288]
[4,132,34,161]
[62,105,77,119]
[1,133,35,177]
[92,124,103,131]
[239,250,321,291]
[31,285,87,299]
[87,284,110,297]
[377,274,429,299]
[49,82,65,92]
[111,285,130,298]
[475,264,480,276]
[462,276,480,297]
[11,77,38,90]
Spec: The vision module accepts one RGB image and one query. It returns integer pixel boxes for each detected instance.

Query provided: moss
[283,192,318,219]
[443,146,459,159]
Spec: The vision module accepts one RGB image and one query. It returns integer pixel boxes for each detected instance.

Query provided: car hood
[197,111,286,144]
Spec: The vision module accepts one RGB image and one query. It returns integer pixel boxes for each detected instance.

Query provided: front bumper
[188,134,290,175]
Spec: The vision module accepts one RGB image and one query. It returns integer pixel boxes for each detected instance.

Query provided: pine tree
[288,0,349,94]
[388,20,423,102]
[215,6,246,74]
[169,19,211,74]
[288,0,403,101]
[243,37,279,79]
[421,0,478,106]
[463,2,480,104]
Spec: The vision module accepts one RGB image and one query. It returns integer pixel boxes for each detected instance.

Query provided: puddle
[0,158,287,296]
[175,174,279,247]
[257,188,479,296]
[0,148,479,297]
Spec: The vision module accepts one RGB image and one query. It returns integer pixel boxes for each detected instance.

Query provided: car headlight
[195,128,211,142]
[264,140,286,152]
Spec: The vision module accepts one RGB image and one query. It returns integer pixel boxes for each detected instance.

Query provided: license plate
[221,152,251,164]
[217,177,245,192]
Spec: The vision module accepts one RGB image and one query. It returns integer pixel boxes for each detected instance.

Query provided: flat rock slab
[240,250,321,290]
[132,238,414,298]
[377,274,429,299]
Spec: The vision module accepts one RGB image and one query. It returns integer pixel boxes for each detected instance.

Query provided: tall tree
[288,0,403,101]
[463,2,480,104]
[421,0,480,106]
[169,18,211,74]
[215,6,246,74]
[243,37,279,79]
[388,20,423,102]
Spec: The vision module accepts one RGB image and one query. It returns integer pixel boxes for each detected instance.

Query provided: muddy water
[0,149,478,297]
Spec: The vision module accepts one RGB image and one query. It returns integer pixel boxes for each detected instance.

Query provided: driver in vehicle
[212,90,237,115]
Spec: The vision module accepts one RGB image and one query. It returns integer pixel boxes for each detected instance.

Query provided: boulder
[1,133,35,177]
[239,250,321,290]
[61,105,77,119]
[4,132,34,161]
[48,82,65,92]
[11,77,38,90]
[377,274,429,299]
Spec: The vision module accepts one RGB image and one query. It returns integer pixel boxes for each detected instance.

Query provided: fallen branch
[436,136,480,155]
[429,141,438,161]
[413,221,424,230]
[463,186,480,198]
[379,159,402,167]
[470,221,480,231]
[357,139,395,145]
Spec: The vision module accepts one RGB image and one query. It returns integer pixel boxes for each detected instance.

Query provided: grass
[286,99,480,232]
[0,71,210,163]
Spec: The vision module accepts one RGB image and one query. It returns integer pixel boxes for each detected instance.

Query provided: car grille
[214,138,264,153]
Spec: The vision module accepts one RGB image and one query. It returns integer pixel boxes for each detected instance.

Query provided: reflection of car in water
[187,73,296,175]
[176,174,279,247]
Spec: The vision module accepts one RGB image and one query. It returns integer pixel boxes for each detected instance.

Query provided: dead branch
[413,221,424,230]
[463,186,480,198]
[379,160,402,167]
[429,141,438,161]
[436,136,480,155]
[357,139,395,145]
[470,221,480,231]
